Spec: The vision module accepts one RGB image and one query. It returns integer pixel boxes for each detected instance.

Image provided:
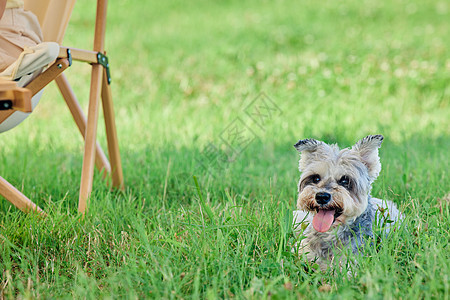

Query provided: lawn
[0,0,449,298]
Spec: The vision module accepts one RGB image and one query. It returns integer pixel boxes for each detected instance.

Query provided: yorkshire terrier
[292,135,401,269]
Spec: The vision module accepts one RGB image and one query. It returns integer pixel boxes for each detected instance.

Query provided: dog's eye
[338,176,351,189]
[311,175,321,184]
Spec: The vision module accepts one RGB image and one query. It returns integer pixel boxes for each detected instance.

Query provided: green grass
[1,0,449,298]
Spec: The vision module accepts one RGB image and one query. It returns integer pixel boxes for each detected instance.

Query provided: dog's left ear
[352,135,383,181]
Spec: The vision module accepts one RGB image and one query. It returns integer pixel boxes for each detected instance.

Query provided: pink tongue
[312,209,335,232]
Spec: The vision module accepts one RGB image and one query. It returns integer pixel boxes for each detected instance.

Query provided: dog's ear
[294,139,331,172]
[352,135,383,181]
[294,139,322,152]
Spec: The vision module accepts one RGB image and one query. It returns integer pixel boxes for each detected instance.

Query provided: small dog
[292,135,401,269]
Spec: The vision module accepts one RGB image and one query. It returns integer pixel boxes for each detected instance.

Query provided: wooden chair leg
[55,74,111,176]
[78,0,112,214]
[101,69,124,190]
[78,65,103,214]
[0,176,45,215]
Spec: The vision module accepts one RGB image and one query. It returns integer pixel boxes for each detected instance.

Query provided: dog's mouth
[312,207,343,233]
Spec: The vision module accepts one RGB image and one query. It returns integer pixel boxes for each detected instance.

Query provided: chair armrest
[0,80,32,112]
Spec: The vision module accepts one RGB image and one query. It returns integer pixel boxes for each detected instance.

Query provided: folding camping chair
[0,0,124,215]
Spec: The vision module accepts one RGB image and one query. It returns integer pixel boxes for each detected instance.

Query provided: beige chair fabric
[24,0,77,44]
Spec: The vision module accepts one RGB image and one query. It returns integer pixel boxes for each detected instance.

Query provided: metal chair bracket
[96,52,111,84]
[67,48,73,66]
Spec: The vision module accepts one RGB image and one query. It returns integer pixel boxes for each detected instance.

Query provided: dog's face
[294,135,383,232]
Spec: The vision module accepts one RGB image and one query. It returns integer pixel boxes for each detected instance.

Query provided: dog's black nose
[315,192,331,205]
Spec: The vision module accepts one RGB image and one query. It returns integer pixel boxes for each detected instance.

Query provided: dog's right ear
[294,138,330,172]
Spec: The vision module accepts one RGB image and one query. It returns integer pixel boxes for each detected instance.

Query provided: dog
[292,135,401,270]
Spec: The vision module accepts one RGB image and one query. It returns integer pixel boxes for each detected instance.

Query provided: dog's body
[292,135,401,269]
